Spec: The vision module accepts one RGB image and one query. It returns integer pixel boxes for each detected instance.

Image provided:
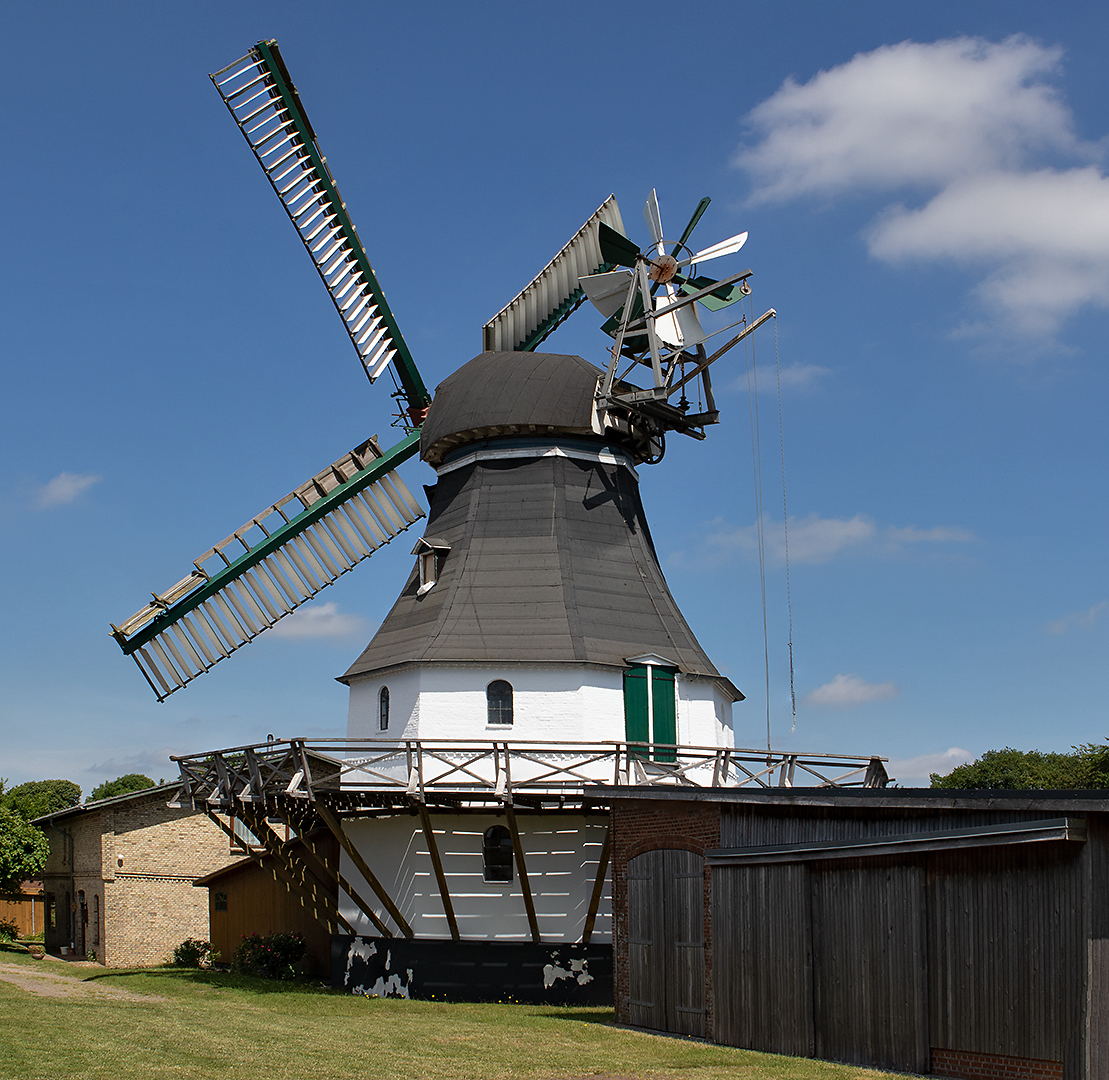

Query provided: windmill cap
[421,351,607,467]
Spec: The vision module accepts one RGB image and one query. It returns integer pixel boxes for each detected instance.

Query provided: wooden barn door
[810,860,929,1074]
[712,863,815,1057]
[627,849,706,1036]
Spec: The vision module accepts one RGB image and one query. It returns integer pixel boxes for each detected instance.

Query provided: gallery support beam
[504,802,541,944]
[283,808,393,938]
[204,808,352,936]
[414,801,460,941]
[581,824,612,945]
[234,806,353,936]
[315,803,415,938]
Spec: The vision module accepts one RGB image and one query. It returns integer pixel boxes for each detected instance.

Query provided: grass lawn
[0,946,912,1080]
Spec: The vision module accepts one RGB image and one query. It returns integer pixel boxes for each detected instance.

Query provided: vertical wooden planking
[811,857,929,1074]
[664,849,705,1036]
[627,850,660,1030]
[927,841,1085,1067]
[712,861,814,1056]
[627,848,706,1037]
[1087,814,1109,1080]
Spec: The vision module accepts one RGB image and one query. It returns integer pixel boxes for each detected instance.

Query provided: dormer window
[411,536,451,597]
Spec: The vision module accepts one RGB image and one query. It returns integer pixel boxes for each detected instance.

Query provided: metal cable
[772,316,796,731]
[743,292,772,754]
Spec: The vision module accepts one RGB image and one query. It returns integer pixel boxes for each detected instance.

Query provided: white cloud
[269,601,368,640]
[777,362,831,390]
[886,746,973,786]
[1044,600,1109,635]
[803,673,900,708]
[36,471,100,508]
[701,513,974,565]
[736,36,1109,339]
[885,524,977,543]
[868,168,1109,333]
[786,513,877,562]
[739,37,1077,201]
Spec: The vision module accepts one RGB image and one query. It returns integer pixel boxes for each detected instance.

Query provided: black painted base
[331,935,613,1005]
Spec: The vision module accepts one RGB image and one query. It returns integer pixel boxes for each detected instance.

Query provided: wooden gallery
[601,785,1109,1080]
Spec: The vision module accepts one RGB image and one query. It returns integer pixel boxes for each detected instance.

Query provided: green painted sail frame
[118,430,422,657]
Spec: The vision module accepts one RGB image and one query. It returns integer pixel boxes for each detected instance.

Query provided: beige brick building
[36,785,238,967]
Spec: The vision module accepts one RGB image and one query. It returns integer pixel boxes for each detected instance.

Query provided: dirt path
[0,960,166,1002]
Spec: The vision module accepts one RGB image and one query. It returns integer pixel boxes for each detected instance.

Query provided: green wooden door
[651,667,677,762]
[624,666,650,756]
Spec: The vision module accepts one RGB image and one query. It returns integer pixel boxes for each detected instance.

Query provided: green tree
[0,779,81,821]
[89,774,155,802]
[0,807,49,892]
[930,743,1109,789]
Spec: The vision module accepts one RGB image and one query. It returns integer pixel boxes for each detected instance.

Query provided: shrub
[0,917,19,942]
[231,932,306,980]
[172,938,217,968]
[0,807,49,892]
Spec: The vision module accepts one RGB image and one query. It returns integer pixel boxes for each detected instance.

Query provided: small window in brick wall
[214,891,228,912]
[483,826,514,883]
[92,895,100,945]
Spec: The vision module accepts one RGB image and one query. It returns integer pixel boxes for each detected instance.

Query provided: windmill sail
[211,42,430,412]
[111,434,425,701]
[482,195,627,353]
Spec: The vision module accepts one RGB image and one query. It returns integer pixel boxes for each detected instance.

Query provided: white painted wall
[347,663,735,747]
[338,812,612,942]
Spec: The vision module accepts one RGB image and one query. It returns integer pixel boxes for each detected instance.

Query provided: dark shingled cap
[421,351,604,466]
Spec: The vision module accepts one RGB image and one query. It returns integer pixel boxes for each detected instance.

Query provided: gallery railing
[170,738,889,811]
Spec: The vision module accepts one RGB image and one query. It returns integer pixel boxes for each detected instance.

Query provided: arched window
[379,686,389,731]
[487,680,513,726]
[92,895,100,945]
[483,825,514,882]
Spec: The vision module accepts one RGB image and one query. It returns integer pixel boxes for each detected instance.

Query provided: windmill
[103,41,882,999]
[109,39,770,704]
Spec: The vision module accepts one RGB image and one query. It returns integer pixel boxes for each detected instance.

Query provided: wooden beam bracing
[415,800,460,941]
[581,824,612,945]
[315,802,414,938]
[504,802,541,943]
[203,808,348,935]
[234,806,354,935]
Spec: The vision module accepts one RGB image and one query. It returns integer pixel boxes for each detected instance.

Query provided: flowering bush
[231,932,305,980]
[172,938,217,968]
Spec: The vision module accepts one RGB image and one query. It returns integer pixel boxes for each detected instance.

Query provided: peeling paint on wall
[543,955,593,988]
[333,935,612,1004]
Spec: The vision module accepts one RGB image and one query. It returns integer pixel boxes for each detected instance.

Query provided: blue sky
[3,1,1109,790]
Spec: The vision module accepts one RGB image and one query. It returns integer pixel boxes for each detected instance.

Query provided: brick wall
[931,1048,1064,1080]
[611,798,720,1035]
[39,790,237,966]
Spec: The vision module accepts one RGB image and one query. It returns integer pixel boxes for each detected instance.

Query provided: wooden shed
[600,786,1109,1080]
[194,831,337,976]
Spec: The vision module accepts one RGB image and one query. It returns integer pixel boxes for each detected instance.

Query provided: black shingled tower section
[340,353,738,695]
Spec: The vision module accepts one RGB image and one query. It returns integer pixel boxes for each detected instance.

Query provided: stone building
[35,784,237,966]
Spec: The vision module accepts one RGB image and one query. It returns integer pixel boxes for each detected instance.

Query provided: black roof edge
[588,785,1109,812]
[32,782,182,826]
